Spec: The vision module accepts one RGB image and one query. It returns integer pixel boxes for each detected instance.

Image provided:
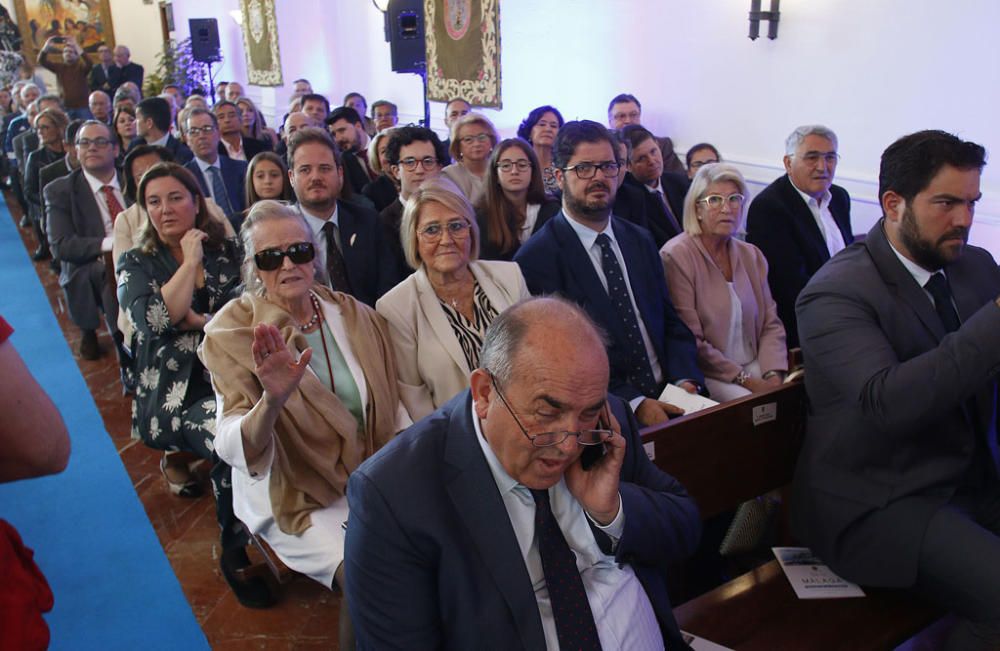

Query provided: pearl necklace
[297,294,321,330]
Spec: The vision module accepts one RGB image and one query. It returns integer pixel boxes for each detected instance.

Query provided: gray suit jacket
[791,220,1000,587]
[46,169,119,284]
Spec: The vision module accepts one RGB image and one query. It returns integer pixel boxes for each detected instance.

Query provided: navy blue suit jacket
[514,212,703,402]
[129,133,194,164]
[184,156,248,227]
[346,391,700,650]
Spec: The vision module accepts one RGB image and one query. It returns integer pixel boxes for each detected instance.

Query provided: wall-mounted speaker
[189,18,221,63]
[386,0,425,73]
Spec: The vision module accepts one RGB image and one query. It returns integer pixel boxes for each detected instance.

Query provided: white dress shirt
[82,169,124,252]
[563,211,664,408]
[194,156,225,205]
[221,136,246,161]
[297,203,341,270]
[792,184,846,258]
[472,402,664,651]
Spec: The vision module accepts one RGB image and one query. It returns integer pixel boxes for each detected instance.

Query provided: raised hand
[251,323,313,408]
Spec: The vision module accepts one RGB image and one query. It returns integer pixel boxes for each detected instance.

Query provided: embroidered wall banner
[240,0,282,86]
[425,0,501,108]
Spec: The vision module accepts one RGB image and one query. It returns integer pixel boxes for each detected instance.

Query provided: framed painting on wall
[425,0,501,108]
[240,0,283,86]
[13,0,115,65]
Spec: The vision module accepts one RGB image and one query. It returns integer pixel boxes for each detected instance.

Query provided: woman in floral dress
[117,162,241,496]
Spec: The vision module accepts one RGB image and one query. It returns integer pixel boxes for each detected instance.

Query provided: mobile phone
[52,36,66,44]
[581,443,607,471]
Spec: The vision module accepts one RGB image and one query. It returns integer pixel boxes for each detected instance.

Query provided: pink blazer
[660,233,788,382]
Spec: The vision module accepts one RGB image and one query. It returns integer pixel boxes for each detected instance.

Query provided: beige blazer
[441,163,486,205]
[660,233,787,382]
[114,199,235,340]
[376,260,529,420]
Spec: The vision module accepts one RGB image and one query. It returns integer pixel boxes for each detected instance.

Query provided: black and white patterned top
[439,281,498,371]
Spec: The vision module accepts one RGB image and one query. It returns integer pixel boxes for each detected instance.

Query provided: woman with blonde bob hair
[441,112,499,204]
[377,176,528,420]
[660,163,788,401]
[200,200,409,634]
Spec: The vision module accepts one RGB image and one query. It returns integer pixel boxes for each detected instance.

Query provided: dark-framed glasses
[418,220,470,241]
[497,159,532,173]
[76,137,113,149]
[489,372,613,448]
[253,242,315,271]
[399,156,440,171]
[563,161,620,180]
[698,193,745,209]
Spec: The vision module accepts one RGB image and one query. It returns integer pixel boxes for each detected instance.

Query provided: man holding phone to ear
[345,297,701,650]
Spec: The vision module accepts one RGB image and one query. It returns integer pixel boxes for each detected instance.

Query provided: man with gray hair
[346,296,700,649]
[746,124,853,346]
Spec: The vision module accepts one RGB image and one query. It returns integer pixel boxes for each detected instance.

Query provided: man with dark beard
[514,120,702,427]
[792,130,1000,651]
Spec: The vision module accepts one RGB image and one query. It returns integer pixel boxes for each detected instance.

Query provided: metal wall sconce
[749,0,780,40]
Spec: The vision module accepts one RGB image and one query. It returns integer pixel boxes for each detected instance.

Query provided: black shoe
[49,259,59,274]
[32,245,51,261]
[79,329,101,360]
[220,547,277,609]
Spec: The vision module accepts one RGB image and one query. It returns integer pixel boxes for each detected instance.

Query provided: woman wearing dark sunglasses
[201,200,408,639]
[117,162,242,497]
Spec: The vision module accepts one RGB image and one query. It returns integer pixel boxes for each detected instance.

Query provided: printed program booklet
[772,546,865,599]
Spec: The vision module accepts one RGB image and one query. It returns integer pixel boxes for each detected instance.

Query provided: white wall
[159,0,1000,254]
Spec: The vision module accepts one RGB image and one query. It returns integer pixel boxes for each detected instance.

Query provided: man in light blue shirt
[346,296,701,650]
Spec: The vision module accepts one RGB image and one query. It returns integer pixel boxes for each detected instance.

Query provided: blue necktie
[207,165,234,216]
[596,233,658,397]
[530,489,601,650]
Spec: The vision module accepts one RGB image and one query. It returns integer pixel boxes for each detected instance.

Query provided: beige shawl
[201,285,400,535]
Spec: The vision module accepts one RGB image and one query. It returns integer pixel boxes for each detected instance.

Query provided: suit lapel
[778,175,829,265]
[73,170,107,235]
[414,268,470,375]
[551,214,618,318]
[866,221,947,341]
[442,394,546,650]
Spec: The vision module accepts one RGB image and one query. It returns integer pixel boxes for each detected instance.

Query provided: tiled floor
[6,197,341,649]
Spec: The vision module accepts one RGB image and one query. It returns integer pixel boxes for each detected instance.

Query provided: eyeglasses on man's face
[398,156,440,172]
[797,151,840,166]
[488,372,612,448]
[417,219,470,242]
[187,125,216,136]
[76,137,113,149]
[563,161,621,180]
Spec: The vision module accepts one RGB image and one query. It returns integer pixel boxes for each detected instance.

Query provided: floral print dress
[117,239,242,456]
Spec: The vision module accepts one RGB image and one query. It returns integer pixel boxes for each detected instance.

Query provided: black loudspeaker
[386,0,425,73]
[189,18,221,63]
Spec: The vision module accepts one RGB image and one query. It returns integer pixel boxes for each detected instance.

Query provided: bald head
[479,297,608,386]
[283,111,320,140]
[88,91,111,122]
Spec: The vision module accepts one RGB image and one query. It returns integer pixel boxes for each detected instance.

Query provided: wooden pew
[641,382,942,650]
